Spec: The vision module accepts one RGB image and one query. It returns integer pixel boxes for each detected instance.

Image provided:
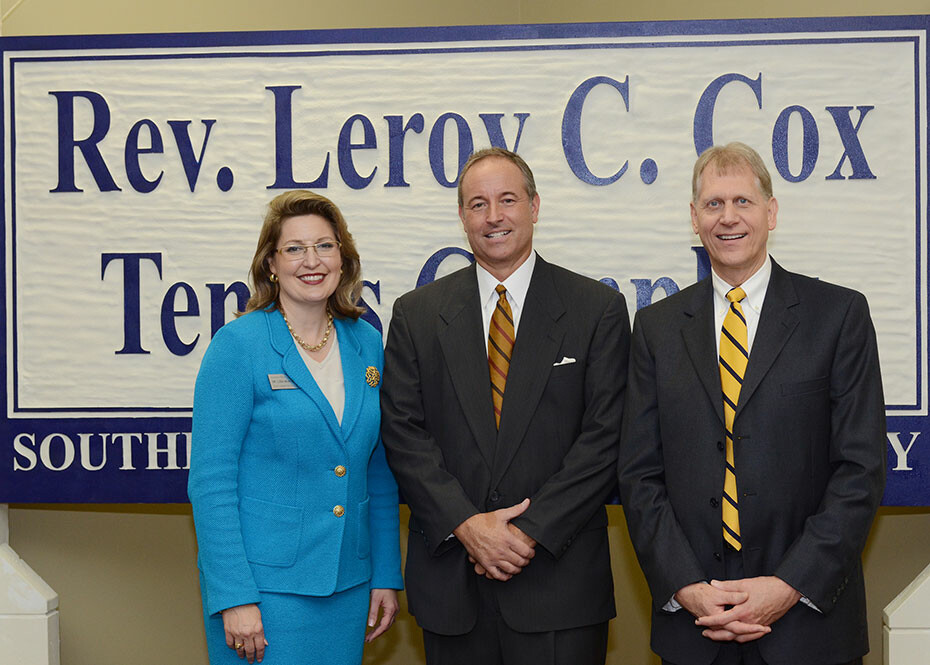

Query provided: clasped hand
[675,576,801,643]
[454,498,536,581]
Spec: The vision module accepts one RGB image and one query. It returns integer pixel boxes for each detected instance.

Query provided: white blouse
[294,329,345,424]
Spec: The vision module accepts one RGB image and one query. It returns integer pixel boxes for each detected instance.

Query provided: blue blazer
[188,309,403,617]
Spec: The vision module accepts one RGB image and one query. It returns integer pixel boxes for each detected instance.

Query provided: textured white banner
[3,25,924,421]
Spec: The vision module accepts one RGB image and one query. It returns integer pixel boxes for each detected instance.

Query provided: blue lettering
[338,114,378,190]
[772,105,819,183]
[417,247,474,288]
[384,114,425,188]
[50,90,120,193]
[630,277,679,310]
[124,119,164,193]
[267,85,329,189]
[692,246,710,282]
[207,282,250,336]
[480,113,530,153]
[825,106,876,180]
[101,252,163,355]
[160,282,200,356]
[693,73,763,156]
[359,280,383,334]
[561,76,629,185]
[428,113,474,188]
[168,120,216,193]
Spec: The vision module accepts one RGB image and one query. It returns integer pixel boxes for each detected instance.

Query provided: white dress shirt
[475,251,537,353]
[712,255,771,357]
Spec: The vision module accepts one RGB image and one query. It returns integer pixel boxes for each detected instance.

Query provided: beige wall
[5,1,930,664]
[9,505,930,665]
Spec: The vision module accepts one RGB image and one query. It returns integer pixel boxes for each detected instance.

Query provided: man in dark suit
[618,142,886,665]
[381,147,630,664]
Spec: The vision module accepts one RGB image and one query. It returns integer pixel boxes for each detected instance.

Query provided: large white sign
[2,17,927,502]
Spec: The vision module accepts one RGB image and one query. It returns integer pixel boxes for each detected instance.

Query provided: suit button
[334,465,347,477]
[333,505,345,517]
[717,441,724,452]
[710,497,719,508]
[713,551,722,562]
[489,490,500,503]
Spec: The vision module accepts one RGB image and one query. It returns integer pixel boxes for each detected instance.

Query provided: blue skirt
[202,583,370,665]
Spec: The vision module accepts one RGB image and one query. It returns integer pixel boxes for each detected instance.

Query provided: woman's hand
[222,603,268,663]
[365,589,399,643]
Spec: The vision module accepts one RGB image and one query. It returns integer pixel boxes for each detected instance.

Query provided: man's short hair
[692,142,773,202]
[457,147,537,207]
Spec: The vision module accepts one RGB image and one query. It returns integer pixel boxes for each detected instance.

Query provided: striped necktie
[720,286,748,551]
[488,285,515,429]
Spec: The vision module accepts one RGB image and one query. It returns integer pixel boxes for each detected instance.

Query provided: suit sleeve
[368,340,404,589]
[773,291,886,612]
[618,312,708,610]
[510,290,631,558]
[187,326,262,616]
[380,296,481,554]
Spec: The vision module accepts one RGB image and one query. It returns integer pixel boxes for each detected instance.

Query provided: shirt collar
[476,251,536,312]
[711,254,771,313]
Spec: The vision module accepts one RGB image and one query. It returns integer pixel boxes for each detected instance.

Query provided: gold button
[333,505,345,517]
[334,465,346,477]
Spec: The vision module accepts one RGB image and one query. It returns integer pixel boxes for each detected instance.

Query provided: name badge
[268,374,297,390]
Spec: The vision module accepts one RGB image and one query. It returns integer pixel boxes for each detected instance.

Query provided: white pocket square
[553,357,576,366]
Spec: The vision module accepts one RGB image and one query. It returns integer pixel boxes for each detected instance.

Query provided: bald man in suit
[618,142,885,665]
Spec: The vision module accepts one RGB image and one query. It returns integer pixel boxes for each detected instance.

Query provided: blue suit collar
[265,308,365,441]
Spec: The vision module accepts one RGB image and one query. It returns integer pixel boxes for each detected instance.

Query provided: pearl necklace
[281,307,334,353]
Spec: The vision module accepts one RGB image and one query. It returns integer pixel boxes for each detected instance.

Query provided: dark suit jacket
[381,255,630,635]
[618,259,886,665]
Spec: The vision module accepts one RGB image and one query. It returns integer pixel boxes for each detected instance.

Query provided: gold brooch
[365,366,380,387]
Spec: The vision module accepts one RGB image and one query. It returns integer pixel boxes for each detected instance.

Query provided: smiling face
[268,214,342,314]
[691,164,778,287]
[458,156,540,282]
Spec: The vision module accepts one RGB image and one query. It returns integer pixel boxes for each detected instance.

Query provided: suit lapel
[437,265,498,466]
[736,260,800,418]
[334,318,365,441]
[267,309,344,443]
[492,258,565,484]
[681,279,724,425]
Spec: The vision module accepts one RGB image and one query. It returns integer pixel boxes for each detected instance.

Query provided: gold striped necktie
[720,286,748,551]
[488,284,515,429]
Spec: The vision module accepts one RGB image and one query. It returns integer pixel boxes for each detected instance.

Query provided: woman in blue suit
[189,190,403,664]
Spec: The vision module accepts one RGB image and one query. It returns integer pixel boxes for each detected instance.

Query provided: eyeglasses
[276,241,341,261]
